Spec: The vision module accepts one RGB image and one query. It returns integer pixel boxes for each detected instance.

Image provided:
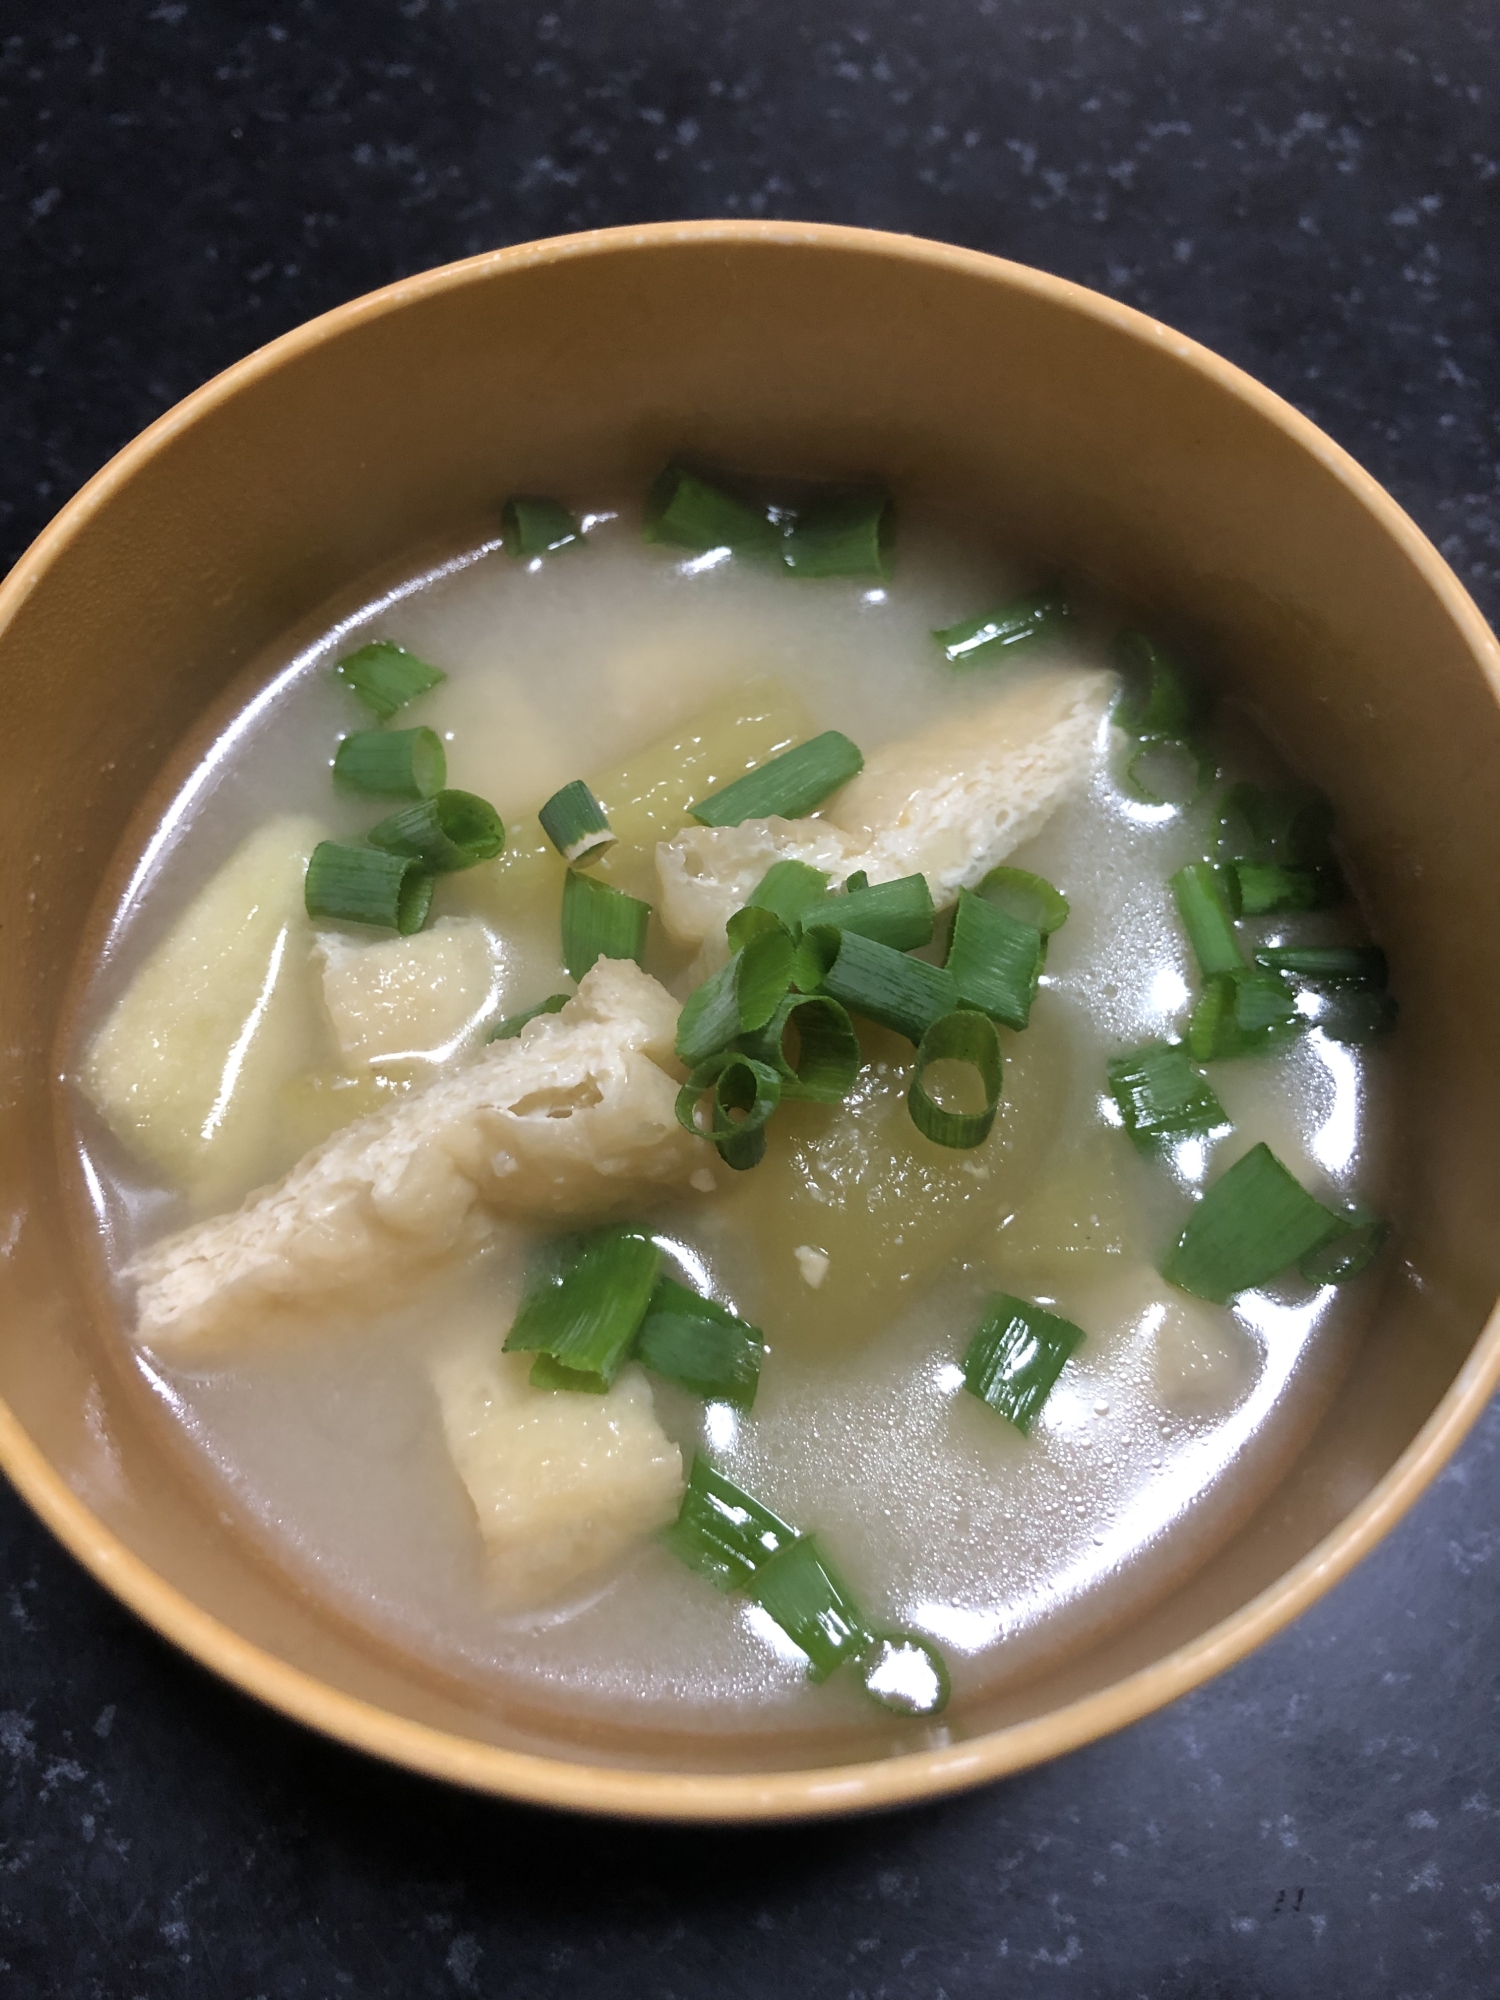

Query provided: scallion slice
[1298,1203,1388,1284]
[658,1456,795,1592]
[675,1053,782,1171]
[502,1226,660,1390]
[1112,630,1205,741]
[1162,1142,1342,1303]
[366,789,505,871]
[304,841,433,934]
[908,1009,1004,1149]
[487,992,570,1041]
[642,464,781,560]
[781,489,894,579]
[1253,944,1388,986]
[560,869,651,980]
[634,1278,764,1409]
[961,1293,1085,1433]
[680,924,800,1072]
[815,872,935,952]
[675,926,796,1068]
[1106,1041,1228,1145]
[944,889,1045,1031]
[746,1535,871,1682]
[934,589,1072,667]
[538,779,616,866]
[859,1633,951,1718]
[688,730,864,827]
[974,864,1069,936]
[501,494,581,557]
[745,858,831,930]
[735,992,861,1103]
[332,726,447,800]
[1122,736,1216,808]
[1186,968,1302,1061]
[809,925,959,1042]
[527,1353,609,1393]
[1312,986,1399,1043]
[1217,781,1336,871]
[334,641,445,721]
[1171,862,1244,977]
[1230,861,1341,915]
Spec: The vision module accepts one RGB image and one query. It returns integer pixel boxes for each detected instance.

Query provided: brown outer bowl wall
[1,221,1497,1821]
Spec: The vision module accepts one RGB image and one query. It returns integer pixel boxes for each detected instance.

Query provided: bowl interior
[4,224,1499,1814]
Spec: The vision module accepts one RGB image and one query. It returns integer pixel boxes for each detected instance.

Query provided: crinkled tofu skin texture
[81,815,330,1207]
[433,1347,684,1607]
[656,664,1116,946]
[316,916,499,1068]
[129,959,713,1349]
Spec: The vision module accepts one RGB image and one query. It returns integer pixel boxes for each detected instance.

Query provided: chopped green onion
[634,1277,764,1409]
[724,905,785,950]
[560,869,651,980]
[1311,986,1399,1043]
[1298,1203,1388,1284]
[526,1353,609,1394]
[502,494,581,557]
[844,869,870,894]
[934,589,1072,667]
[815,872,935,952]
[538,779,615,866]
[366,789,505,872]
[1171,862,1244,977]
[1253,945,1388,986]
[945,889,1045,1031]
[688,730,864,827]
[643,464,781,559]
[487,992,570,1041]
[1123,736,1215,808]
[745,858,831,930]
[735,992,861,1103]
[781,489,894,579]
[659,1456,795,1592]
[334,641,445,721]
[676,927,797,1068]
[859,1633,951,1718]
[1106,1041,1228,1145]
[1112,631,1205,740]
[304,841,433,934]
[675,1053,782,1171]
[974,865,1069,936]
[808,925,959,1042]
[502,1226,660,1390]
[1217,781,1335,870]
[1162,1142,1342,1303]
[746,1535,871,1682]
[1230,861,1341,915]
[962,1294,1085,1433]
[908,1009,1004,1149]
[332,726,446,800]
[1186,968,1302,1061]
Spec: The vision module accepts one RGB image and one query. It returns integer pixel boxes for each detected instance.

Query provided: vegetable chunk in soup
[64,468,1397,1732]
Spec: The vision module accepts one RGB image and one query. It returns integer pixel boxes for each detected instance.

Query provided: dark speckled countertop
[3,5,1498,1995]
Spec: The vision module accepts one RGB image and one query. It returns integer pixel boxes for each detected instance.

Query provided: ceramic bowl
[3,221,1498,1820]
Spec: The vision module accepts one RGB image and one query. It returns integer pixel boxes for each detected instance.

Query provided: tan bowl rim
[4,218,1499,1822]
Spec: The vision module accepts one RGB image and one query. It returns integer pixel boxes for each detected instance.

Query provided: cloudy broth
[65,503,1396,1730]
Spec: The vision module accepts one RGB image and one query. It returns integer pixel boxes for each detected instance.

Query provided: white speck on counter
[794,1245,830,1289]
